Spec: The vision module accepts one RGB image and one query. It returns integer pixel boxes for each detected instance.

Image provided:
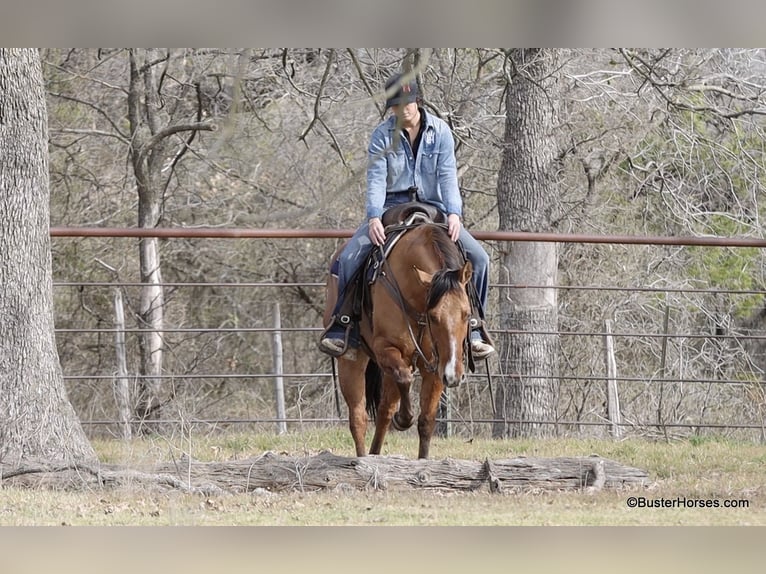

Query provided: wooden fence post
[272,302,287,435]
[603,319,623,438]
[657,305,670,440]
[113,288,132,440]
[435,389,452,437]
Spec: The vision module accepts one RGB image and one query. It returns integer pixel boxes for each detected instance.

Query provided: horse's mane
[423,225,466,310]
[428,224,463,269]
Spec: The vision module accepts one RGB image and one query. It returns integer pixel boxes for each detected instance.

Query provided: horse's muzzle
[442,372,466,388]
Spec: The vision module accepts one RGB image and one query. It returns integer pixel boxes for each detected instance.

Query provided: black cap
[384,73,419,109]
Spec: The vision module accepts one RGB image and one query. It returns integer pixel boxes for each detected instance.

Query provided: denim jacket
[365,109,462,220]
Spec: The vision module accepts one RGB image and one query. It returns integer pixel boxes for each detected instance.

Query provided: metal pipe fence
[51,227,766,440]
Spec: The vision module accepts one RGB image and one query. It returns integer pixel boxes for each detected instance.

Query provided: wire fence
[51,227,766,441]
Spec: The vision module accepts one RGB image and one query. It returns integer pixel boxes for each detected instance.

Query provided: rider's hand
[447,213,461,242]
[368,217,386,246]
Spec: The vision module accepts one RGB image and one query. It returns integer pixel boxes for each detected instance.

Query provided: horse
[323,217,473,459]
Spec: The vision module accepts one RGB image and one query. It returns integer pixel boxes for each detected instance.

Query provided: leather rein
[377,251,439,373]
[374,219,465,374]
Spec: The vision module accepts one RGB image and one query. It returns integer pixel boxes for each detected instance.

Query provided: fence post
[272,302,287,435]
[657,305,670,440]
[435,389,452,437]
[603,319,623,438]
[113,288,132,440]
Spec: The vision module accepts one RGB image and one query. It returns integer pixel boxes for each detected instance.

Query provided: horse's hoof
[391,414,413,431]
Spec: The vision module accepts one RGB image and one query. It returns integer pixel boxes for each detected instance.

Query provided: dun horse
[323,219,473,459]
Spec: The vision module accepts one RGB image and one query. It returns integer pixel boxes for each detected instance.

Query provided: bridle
[377,256,438,372]
[377,252,470,375]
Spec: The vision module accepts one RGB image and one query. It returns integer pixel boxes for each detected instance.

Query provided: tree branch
[619,48,766,119]
[48,91,131,140]
[347,48,384,117]
[298,49,336,144]
[161,81,205,197]
[50,128,130,144]
[136,122,216,167]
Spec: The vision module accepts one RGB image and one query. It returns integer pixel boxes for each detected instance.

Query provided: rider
[319,73,495,360]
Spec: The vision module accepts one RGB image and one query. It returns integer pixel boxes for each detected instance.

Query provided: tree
[0,49,96,465]
[493,49,561,437]
[550,49,766,436]
[126,48,215,422]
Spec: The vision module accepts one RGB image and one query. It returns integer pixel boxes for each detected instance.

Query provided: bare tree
[493,49,562,438]
[126,49,215,422]
[0,49,96,465]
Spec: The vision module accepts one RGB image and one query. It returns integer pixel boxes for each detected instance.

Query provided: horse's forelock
[426,268,464,310]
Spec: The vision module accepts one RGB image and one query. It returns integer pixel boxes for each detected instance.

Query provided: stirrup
[318,316,351,357]
[469,320,495,361]
[471,339,495,360]
[470,317,495,347]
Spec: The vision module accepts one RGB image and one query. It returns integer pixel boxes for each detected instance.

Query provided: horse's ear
[459,260,473,285]
[413,265,433,286]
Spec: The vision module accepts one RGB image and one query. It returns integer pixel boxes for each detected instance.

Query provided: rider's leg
[457,228,495,359]
[319,221,374,356]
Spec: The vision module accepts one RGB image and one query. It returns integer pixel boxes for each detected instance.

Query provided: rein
[377,251,438,373]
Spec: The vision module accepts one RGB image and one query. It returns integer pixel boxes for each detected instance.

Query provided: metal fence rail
[51,227,766,439]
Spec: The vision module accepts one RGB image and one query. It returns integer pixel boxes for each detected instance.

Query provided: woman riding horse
[328,220,473,459]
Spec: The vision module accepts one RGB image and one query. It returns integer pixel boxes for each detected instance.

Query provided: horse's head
[414,260,473,388]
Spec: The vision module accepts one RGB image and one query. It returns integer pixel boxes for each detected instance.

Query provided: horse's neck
[386,234,434,309]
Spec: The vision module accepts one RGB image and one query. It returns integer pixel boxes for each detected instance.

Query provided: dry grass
[1,429,764,525]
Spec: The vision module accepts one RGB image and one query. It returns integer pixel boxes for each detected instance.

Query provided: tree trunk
[124,50,214,428]
[493,49,561,438]
[128,49,166,423]
[0,49,96,465]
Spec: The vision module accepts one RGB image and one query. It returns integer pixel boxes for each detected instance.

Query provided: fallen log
[1,451,649,493]
[154,451,649,493]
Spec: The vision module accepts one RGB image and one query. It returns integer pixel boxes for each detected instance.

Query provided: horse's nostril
[443,373,465,389]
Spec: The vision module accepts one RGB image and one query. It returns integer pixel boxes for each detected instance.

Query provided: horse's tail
[365,360,382,421]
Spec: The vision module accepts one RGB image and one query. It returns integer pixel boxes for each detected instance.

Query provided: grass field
[1,428,764,525]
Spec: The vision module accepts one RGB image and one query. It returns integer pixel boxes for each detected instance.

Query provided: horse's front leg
[368,371,399,455]
[416,371,445,459]
[337,355,370,457]
[369,344,415,454]
[378,344,416,431]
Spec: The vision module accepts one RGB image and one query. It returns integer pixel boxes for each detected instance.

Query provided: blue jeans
[331,207,490,322]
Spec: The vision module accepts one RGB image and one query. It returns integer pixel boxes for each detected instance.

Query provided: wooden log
[1,452,649,493]
[155,451,649,493]
[271,302,287,435]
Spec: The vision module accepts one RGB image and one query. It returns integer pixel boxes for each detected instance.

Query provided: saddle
[381,201,447,227]
[320,202,447,357]
[380,203,494,367]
